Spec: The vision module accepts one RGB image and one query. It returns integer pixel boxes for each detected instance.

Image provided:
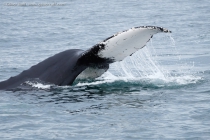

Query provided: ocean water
[0,0,210,139]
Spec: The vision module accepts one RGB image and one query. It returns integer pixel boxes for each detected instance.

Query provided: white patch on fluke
[98,26,171,61]
[76,67,107,79]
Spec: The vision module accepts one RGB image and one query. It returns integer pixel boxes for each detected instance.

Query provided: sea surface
[0,0,210,139]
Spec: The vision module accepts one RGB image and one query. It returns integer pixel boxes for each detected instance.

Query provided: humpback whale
[0,26,171,90]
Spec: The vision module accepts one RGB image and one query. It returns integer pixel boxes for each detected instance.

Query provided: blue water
[1,0,210,139]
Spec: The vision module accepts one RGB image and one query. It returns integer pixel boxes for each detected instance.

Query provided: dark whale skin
[0,49,86,90]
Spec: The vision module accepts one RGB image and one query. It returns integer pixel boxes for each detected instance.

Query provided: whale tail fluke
[77,26,171,79]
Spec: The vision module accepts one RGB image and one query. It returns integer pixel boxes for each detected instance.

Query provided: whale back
[0,49,86,90]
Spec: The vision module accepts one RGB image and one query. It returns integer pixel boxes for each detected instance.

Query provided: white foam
[25,81,51,89]
[75,71,202,87]
[76,79,115,87]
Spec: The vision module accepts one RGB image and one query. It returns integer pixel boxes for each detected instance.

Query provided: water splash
[77,34,202,87]
[169,34,181,60]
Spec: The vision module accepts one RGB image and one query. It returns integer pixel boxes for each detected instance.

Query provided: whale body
[0,26,171,90]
